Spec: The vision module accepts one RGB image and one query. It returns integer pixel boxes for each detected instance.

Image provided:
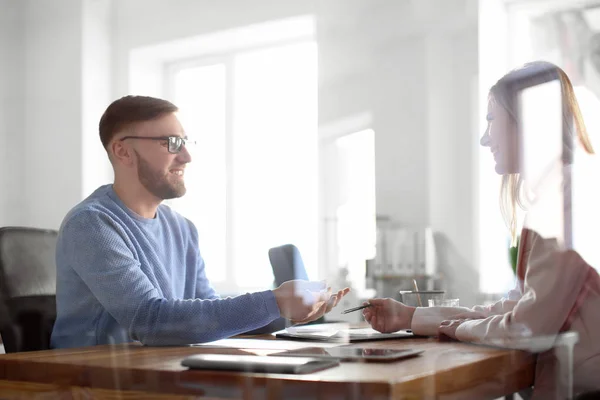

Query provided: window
[166,40,318,293]
[334,130,377,291]
[320,127,377,291]
[171,64,227,282]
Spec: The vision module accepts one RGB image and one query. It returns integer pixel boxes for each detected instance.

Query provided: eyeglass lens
[168,137,183,153]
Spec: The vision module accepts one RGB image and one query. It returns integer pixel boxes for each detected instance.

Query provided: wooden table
[0,335,535,399]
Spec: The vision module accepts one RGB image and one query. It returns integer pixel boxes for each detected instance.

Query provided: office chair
[0,227,58,352]
[268,244,309,284]
[269,244,325,323]
[243,244,322,335]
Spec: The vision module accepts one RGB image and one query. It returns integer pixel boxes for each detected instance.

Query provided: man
[51,95,348,348]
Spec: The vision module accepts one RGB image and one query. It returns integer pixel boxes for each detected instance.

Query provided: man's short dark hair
[99,95,178,149]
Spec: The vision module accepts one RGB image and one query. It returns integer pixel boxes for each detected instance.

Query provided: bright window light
[334,129,377,291]
[232,41,318,287]
[172,64,227,282]
[168,40,318,292]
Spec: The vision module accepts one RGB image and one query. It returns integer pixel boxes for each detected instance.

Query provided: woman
[363,61,600,398]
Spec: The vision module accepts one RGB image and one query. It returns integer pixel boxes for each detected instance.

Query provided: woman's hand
[362,298,415,333]
[438,318,469,341]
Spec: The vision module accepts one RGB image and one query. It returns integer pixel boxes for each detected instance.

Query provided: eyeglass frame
[119,135,196,154]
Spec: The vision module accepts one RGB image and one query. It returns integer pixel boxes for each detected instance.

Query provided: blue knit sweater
[50,185,280,348]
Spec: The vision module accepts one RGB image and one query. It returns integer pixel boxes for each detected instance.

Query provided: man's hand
[273,280,350,324]
[362,298,415,333]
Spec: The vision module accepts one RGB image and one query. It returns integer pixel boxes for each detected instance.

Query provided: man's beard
[134,150,186,200]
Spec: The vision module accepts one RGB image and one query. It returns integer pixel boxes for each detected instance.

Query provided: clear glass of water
[428,298,460,307]
[399,290,445,307]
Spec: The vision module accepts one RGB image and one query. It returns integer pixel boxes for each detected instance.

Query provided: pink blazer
[411,228,600,398]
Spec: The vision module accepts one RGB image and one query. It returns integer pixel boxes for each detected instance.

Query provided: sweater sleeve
[187,223,219,300]
[61,210,280,345]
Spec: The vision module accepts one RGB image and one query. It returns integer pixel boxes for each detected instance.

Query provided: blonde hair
[489,61,594,244]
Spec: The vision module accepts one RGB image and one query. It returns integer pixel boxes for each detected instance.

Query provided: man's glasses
[120,136,196,154]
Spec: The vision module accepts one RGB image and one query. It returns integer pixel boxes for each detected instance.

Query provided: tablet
[181,354,339,374]
[270,346,423,362]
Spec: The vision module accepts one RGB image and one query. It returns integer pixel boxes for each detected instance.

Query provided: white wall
[81,0,113,197]
[317,0,479,302]
[318,30,430,226]
[111,0,317,97]
[0,0,24,227]
[0,0,113,230]
[426,26,480,306]
[22,0,84,229]
[318,0,478,226]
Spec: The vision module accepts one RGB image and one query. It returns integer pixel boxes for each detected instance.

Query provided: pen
[341,304,372,314]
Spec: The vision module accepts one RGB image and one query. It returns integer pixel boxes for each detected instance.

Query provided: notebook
[275,328,414,343]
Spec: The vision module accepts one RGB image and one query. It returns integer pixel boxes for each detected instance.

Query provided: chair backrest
[268,244,309,286]
[0,227,58,352]
[268,244,324,326]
